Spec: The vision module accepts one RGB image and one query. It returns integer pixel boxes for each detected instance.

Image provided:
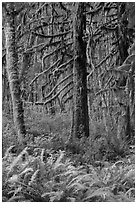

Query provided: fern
[3,145,135,202]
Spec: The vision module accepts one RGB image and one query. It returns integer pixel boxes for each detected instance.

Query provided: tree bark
[4,3,26,145]
[116,3,131,142]
[71,3,89,139]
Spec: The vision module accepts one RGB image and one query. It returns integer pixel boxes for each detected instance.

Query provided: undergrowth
[2,109,135,202]
[2,146,135,202]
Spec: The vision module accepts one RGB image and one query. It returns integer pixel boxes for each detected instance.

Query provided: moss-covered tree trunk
[116,2,133,142]
[72,3,89,139]
[4,3,26,146]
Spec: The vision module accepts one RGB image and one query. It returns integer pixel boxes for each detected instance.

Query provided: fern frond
[7,195,25,202]
[40,148,46,162]
[24,172,33,184]
[68,182,87,191]
[83,187,114,201]
[19,167,34,176]
[3,145,16,160]
[115,192,134,202]
[54,162,66,171]
[49,191,64,202]
[53,150,65,169]
[122,169,135,184]
[125,187,135,197]
[8,147,28,176]
[29,169,40,186]
[63,169,77,176]
[68,197,76,202]
[112,160,125,168]
[89,180,105,188]
[8,174,19,183]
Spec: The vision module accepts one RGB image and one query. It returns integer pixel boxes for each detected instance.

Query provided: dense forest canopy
[2,2,135,202]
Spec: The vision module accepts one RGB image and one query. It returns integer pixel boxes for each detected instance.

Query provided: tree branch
[40,37,73,52]
[61,86,73,101]
[42,42,73,66]
[24,42,45,53]
[85,4,104,15]
[56,58,74,71]
[64,95,73,103]
[59,2,71,12]
[22,37,71,54]
[96,50,118,68]
[95,87,115,96]
[29,58,61,85]
[32,30,71,39]
[34,3,47,15]
[14,5,26,15]
[87,50,118,80]
[35,81,73,105]
[101,25,118,31]
[43,73,73,100]
[35,20,72,31]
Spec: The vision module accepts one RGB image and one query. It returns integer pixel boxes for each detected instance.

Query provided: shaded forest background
[2,2,135,202]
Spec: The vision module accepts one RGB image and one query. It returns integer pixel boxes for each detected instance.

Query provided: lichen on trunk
[4,3,26,146]
[71,3,89,139]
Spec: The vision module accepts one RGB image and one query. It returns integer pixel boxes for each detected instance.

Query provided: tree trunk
[116,2,131,142]
[4,3,26,146]
[71,3,89,139]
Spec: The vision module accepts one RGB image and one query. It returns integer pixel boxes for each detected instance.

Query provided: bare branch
[37,37,72,54]
[22,37,72,54]
[101,25,118,31]
[26,18,72,30]
[32,30,72,39]
[85,4,104,15]
[96,50,118,68]
[56,58,74,71]
[24,42,45,53]
[104,76,113,89]
[59,2,71,12]
[34,3,47,15]
[29,58,61,85]
[35,81,73,105]
[42,42,73,66]
[64,95,73,103]
[88,50,118,80]
[35,20,72,31]
[96,87,115,96]
[61,86,73,101]
[43,73,73,100]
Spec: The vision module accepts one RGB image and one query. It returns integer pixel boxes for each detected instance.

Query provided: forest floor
[2,107,135,202]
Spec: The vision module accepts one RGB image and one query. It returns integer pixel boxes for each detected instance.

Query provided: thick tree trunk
[4,3,26,145]
[71,3,89,139]
[116,3,131,142]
